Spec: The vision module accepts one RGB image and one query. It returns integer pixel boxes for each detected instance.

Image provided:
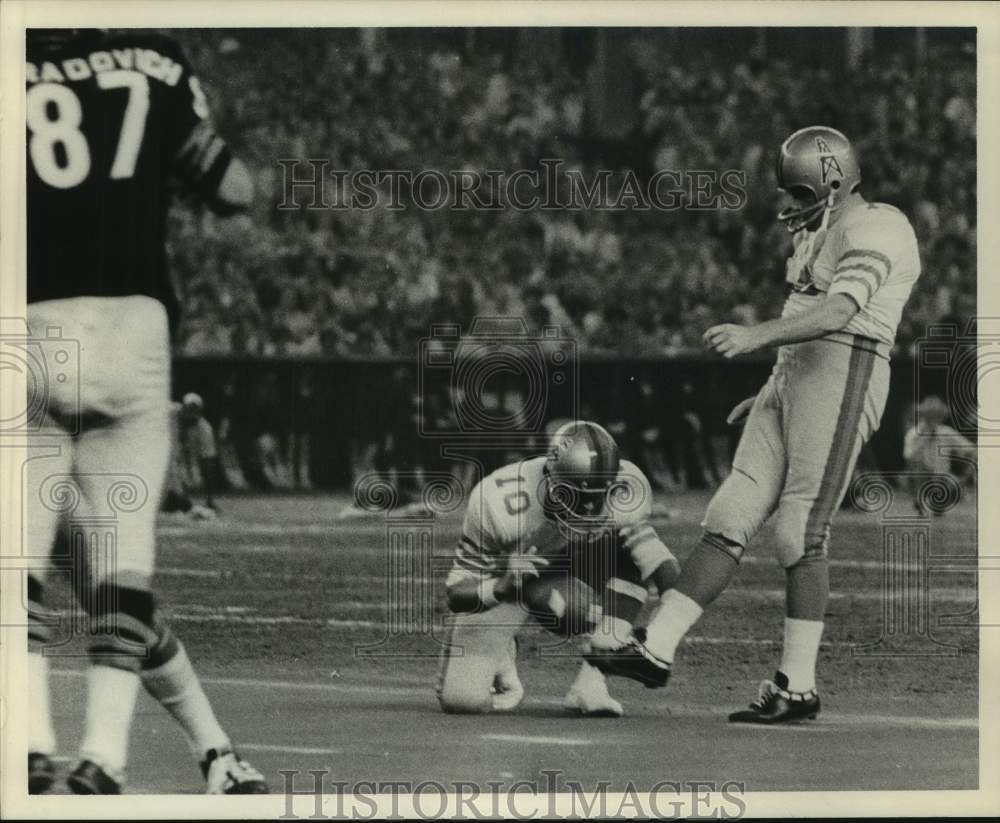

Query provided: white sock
[779,618,824,692]
[29,653,57,755]
[570,661,607,692]
[141,643,230,758]
[642,590,704,663]
[79,665,141,777]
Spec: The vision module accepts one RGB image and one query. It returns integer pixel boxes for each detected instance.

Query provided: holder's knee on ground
[436,577,596,715]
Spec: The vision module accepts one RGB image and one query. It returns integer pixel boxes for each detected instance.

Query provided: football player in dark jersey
[25,29,265,795]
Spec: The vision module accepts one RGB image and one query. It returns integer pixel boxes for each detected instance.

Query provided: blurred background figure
[163,402,198,516]
[903,395,976,515]
[178,392,224,516]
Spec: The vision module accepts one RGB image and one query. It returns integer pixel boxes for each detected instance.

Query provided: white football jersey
[782,200,922,357]
[447,456,667,588]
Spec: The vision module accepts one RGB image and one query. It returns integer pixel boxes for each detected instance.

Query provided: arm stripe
[837,249,890,276]
[456,539,494,571]
[455,555,492,574]
[621,524,656,550]
[834,262,887,287]
[607,577,648,602]
[831,274,875,302]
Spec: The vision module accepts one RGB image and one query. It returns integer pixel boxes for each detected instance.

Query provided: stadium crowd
[168,30,975,358]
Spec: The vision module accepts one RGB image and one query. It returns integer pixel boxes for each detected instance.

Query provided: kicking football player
[588,126,922,724]
[26,29,266,793]
[437,421,680,716]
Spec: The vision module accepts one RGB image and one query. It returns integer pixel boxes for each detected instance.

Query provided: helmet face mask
[775,126,860,233]
[543,471,613,524]
[542,421,621,530]
[777,185,831,233]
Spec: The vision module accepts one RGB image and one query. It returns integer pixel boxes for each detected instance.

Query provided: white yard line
[481,734,593,746]
[46,596,977,638]
[239,744,339,756]
[157,566,981,596]
[48,669,977,732]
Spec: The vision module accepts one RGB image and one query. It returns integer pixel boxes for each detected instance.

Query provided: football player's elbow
[823,294,859,331]
[214,159,254,212]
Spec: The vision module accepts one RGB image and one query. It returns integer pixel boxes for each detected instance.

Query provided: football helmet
[775,126,861,233]
[543,420,620,524]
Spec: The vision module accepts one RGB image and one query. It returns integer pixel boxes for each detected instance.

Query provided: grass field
[40,488,979,794]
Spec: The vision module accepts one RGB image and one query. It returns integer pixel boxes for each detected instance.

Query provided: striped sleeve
[611,462,675,580]
[828,225,893,310]
[619,522,675,581]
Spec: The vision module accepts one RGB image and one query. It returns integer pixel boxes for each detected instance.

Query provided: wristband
[478,578,499,608]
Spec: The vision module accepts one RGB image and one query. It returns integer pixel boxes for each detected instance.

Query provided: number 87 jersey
[26,30,234,329]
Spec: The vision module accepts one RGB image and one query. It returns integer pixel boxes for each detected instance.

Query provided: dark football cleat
[584,636,671,689]
[201,747,269,794]
[29,752,56,795]
[67,759,122,794]
[728,672,820,724]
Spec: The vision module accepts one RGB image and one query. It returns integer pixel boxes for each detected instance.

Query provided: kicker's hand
[726,395,757,426]
[703,323,762,358]
[494,546,549,602]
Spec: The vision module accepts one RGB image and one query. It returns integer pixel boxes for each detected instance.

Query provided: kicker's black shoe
[67,759,122,794]
[201,747,269,794]
[584,636,671,689]
[728,672,820,724]
[28,752,55,795]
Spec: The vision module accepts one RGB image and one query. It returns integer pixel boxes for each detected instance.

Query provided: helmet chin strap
[797,191,834,260]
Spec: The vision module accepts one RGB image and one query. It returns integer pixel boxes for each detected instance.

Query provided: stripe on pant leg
[804,345,876,552]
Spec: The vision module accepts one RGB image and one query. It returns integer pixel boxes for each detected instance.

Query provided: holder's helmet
[776,126,861,233]
[543,421,620,524]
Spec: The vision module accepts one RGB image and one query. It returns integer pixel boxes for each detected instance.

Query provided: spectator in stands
[166,30,974,360]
